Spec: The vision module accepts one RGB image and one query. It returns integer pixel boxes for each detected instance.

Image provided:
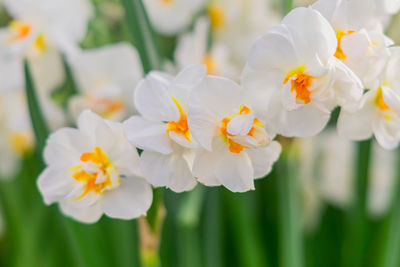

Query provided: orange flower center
[160,0,174,5]
[8,21,47,52]
[71,147,119,200]
[220,106,264,154]
[284,66,314,104]
[88,96,125,119]
[335,30,355,60]
[10,132,33,157]
[202,54,217,75]
[208,3,225,30]
[166,97,191,142]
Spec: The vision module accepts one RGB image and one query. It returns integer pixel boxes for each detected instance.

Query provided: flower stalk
[277,138,303,267]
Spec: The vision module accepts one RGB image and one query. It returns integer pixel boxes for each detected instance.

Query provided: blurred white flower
[0,0,93,56]
[368,142,396,218]
[0,90,33,178]
[0,0,94,130]
[69,43,143,122]
[123,65,206,192]
[207,0,280,65]
[312,0,393,90]
[188,75,281,192]
[242,7,362,138]
[38,110,152,223]
[174,17,239,79]
[143,0,205,36]
[338,47,400,150]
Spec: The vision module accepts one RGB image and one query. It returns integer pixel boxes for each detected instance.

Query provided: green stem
[277,141,303,267]
[224,191,268,267]
[120,0,162,73]
[282,0,294,15]
[342,140,372,266]
[378,149,400,267]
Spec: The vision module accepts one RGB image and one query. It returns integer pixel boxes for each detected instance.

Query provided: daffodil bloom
[69,43,143,121]
[312,0,393,90]
[174,18,238,78]
[187,75,281,192]
[338,47,400,150]
[242,7,362,138]
[143,0,205,36]
[123,65,206,192]
[38,110,152,223]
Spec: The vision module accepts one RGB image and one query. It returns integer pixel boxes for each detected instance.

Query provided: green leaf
[121,0,162,73]
[24,60,50,158]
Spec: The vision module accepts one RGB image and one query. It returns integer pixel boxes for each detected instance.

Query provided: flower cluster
[1,0,400,223]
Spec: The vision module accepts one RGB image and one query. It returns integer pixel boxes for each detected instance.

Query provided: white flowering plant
[1,0,400,266]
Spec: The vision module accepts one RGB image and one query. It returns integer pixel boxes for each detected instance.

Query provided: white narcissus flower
[242,7,362,138]
[207,0,281,65]
[123,65,206,192]
[69,43,143,122]
[37,110,152,223]
[174,17,239,79]
[143,0,205,36]
[0,0,94,130]
[312,0,393,90]
[338,47,400,150]
[188,75,281,192]
[1,0,93,56]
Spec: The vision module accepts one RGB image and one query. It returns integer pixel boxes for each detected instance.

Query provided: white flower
[69,43,143,121]
[338,47,400,150]
[37,110,152,223]
[0,0,93,57]
[0,90,33,178]
[242,7,362,138]
[188,75,281,192]
[143,0,205,36]
[368,142,396,218]
[207,0,280,64]
[123,65,206,192]
[174,17,239,79]
[312,0,393,89]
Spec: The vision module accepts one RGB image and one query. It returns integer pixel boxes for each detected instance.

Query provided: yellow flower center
[335,30,355,60]
[71,147,120,200]
[202,54,217,75]
[8,21,47,52]
[284,65,315,104]
[208,3,225,30]
[220,106,265,154]
[166,97,192,142]
[10,132,33,157]
[375,88,393,122]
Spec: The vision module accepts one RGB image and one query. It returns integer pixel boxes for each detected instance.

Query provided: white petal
[140,150,196,192]
[372,119,400,150]
[59,200,103,224]
[337,104,374,141]
[274,103,331,137]
[44,127,92,167]
[214,148,255,193]
[134,72,179,122]
[101,177,153,219]
[37,167,76,205]
[192,146,221,186]
[247,141,282,179]
[282,7,337,64]
[123,116,172,154]
[227,113,254,136]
